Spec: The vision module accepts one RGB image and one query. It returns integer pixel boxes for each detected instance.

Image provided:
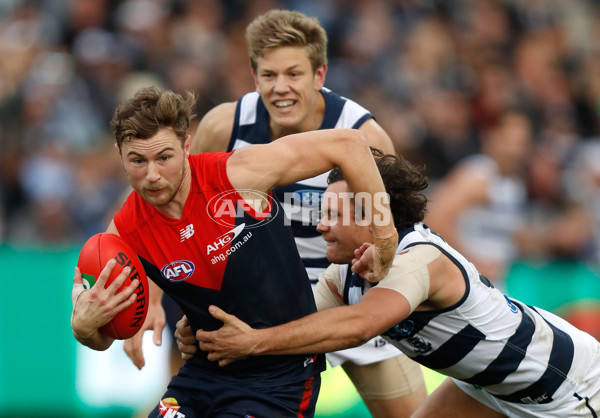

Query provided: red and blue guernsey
[114,152,325,380]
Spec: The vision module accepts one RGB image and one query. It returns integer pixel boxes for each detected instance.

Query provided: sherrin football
[77,232,149,339]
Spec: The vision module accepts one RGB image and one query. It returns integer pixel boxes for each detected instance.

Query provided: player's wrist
[373,228,398,249]
[71,315,97,341]
[252,329,272,356]
[72,326,97,341]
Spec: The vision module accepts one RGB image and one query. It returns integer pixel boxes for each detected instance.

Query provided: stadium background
[1,0,600,416]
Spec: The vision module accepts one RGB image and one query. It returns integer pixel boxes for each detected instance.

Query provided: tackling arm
[196,246,441,366]
[197,288,411,366]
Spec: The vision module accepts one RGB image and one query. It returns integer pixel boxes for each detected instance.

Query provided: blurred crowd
[1,0,600,279]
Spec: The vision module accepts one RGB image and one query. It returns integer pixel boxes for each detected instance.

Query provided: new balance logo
[304,355,315,367]
[180,224,194,242]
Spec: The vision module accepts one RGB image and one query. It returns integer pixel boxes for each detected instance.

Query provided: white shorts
[326,335,401,367]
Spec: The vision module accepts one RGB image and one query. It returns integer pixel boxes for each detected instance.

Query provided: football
[77,232,149,339]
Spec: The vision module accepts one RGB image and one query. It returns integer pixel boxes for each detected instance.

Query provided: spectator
[424,109,532,284]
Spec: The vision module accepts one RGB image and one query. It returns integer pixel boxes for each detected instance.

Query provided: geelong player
[192,150,600,418]
[70,86,397,417]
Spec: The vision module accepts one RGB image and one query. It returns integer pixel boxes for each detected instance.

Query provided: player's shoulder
[395,244,443,264]
[189,151,232,166]
[199,102,237,132]
[207,100,238,115]
[188,152,234,194]
[322,87,367,110]
[193,101,237,152]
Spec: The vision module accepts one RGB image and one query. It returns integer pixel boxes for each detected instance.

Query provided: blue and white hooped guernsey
[228,88,373,284]
[341,222,599,407]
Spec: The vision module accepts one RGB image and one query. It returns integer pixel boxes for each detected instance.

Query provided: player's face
[253,46,326,134]
[317,181,374,264]
[119,129,190,209]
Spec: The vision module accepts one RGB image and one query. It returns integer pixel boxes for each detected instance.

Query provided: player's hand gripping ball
[77,233,149,339]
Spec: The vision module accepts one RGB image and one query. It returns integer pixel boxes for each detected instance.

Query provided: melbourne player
[70,86,398,417]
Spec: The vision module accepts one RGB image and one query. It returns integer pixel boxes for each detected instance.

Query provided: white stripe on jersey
[239,94,259,125]
[291,172,330,188]
[294,235,327,260]
[231,138,253,149]
[483,308,554,394]
[335,99,371,128]
[305,267,325,283]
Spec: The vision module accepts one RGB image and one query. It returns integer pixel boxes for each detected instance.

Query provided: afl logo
[206,189,279,229]
[161,260,195,282]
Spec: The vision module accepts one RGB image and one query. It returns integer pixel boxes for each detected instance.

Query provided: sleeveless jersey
[228,88,373,283]
[342,223,599,405]
[114,152,325,379]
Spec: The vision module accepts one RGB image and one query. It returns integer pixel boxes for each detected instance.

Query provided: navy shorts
[148,367,321,418]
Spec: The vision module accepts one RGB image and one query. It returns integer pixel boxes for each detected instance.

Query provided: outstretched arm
[227,129,397,281]
[197,287,411,366]
[227,129,381,197]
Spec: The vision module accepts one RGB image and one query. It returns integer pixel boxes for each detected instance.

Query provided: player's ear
[184,134,191,156]
[314,64,327,90]
[251,67,259,92]
[114,143,121,156]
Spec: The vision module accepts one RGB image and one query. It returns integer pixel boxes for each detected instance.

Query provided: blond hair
[245,9,328,73]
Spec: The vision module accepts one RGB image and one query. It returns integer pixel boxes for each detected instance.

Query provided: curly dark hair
[327,148,428,231]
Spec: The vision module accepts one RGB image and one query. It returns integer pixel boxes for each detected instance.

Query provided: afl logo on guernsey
[161,260,195,282]
[206,189,279,228]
